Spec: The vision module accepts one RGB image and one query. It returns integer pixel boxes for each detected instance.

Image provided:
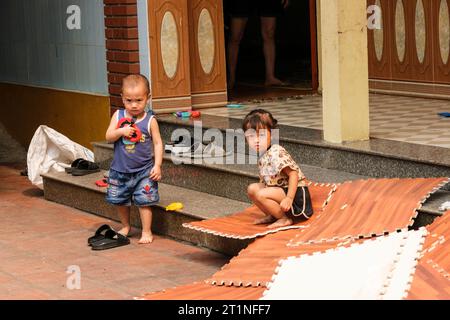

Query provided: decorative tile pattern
[201,94,450,148]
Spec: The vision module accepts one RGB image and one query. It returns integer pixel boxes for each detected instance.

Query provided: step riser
[92,143,445,221]
[159,121,249,156]
[93,143,257,203]
[43,178,249,256]
[163,160,256,203]
[159,121,450,183]
[93,143,450,203]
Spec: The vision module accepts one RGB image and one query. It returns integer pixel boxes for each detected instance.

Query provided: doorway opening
[223,0,317,102]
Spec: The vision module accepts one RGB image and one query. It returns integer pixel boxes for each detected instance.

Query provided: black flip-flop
[91,229,130,251]
[71,160,100,176]
[65,158,85,174]
[87,224,112,246]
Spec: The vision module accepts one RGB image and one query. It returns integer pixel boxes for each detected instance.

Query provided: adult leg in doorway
[260,17,284,87]
[227,17,248,90]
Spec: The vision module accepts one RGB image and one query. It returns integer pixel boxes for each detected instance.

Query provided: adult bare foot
[118,226,131,237]
[265,77,286,87]
[253,215,276,225]
[267,217,293,229]
[138,231,154,244]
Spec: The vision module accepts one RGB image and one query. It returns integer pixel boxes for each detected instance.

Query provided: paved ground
[0,164,228,300]
[0,122,26,164]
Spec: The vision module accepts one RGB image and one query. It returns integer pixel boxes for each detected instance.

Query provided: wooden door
[148,0,192,112]
[187,0,228,108]
[368,0,450,85]
[309,0,319,92]
[432,0,450,83]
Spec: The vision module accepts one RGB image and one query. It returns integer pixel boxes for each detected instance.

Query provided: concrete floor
[0,164,228,300]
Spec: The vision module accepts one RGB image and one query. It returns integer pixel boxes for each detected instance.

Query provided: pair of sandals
[88,224,130,250]
[65,158,100,176]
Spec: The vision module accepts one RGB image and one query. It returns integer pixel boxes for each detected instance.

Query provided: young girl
[243,109,313,228]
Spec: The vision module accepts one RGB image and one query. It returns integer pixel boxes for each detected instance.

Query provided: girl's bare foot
[267,217,293,229]
[138,231,154,244]
[253,215,276,225]
[118,226,131,237]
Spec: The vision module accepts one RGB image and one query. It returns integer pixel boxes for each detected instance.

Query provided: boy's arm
[105,111,121,142]
[149,117,163,181]
[105,110,133,142]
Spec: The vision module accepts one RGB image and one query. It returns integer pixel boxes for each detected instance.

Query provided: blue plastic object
[226,104,243,109]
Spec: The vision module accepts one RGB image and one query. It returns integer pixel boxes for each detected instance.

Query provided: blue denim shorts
[106,167,159,207]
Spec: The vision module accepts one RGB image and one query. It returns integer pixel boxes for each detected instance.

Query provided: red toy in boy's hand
[117,117,142,143]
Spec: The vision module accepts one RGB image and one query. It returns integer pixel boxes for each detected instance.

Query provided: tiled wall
[0,0,108,95]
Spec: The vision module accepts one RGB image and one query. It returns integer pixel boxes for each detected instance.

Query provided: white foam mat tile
[261,229,427,300]
[381,228,428,300]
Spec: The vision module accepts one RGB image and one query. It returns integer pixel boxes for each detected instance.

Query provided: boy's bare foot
[118,226,131,237]
[253,215,276,225]
[267,217,293,229]
[138,232,153,244]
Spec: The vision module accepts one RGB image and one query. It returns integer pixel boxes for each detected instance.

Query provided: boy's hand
[280,197,293,212]
[150,165,162,181]
[120,126,136,138]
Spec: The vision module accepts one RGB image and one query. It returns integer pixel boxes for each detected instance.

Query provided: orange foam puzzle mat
[407,210,450,300]
[182,182,337,239]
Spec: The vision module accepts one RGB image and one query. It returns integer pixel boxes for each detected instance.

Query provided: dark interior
[223,0,313,101]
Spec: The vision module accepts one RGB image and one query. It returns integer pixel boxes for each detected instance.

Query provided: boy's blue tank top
[111,109,154,173]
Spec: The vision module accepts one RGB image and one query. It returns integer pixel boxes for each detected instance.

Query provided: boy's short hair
[242,109,278,132]
[122,74,151,95]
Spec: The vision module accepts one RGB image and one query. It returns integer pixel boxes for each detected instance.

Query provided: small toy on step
[174,111,201,119]
[227,103,243,109]
[438,112,450,118]
[175,111,192,118]
[165,202,184,211]
[191,111,201,118]
[95,178,108,187]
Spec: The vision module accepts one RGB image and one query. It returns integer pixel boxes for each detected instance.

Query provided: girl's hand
[281,0,290,9]
[280,197,293,212]
[121,126,136,138]
[150,165,162,181]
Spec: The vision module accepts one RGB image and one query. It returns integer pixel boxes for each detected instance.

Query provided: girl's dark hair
[242,109,278,132]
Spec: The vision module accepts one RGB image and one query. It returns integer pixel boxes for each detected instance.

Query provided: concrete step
[156,114,450,185]
[92,141,367,202]
[91,142,449,229]
[41,170,251,256]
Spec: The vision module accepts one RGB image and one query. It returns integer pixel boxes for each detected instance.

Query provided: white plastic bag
[27,125,94,188]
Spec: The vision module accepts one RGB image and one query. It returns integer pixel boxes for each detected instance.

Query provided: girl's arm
[280,167,299,212]
[149,117,163,181]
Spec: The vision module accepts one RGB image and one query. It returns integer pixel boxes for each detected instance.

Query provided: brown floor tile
[0,164,228,300]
